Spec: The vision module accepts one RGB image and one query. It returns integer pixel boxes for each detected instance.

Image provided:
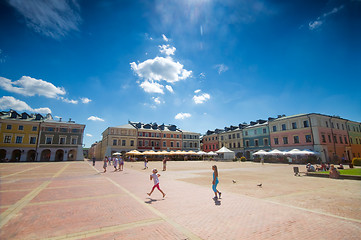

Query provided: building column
[50,150,56,162]
[5,150,12,161]
[20,149,27,162]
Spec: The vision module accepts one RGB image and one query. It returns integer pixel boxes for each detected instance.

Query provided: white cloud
[193,93,210,104]
[139,81,164,94]
[87,116,105,122]
[214,64,229,74]
[80,97,92,104]
[175,112,191,120]
[8,0,82,39]
[0,96,51,114]
[86,133,93,137]
[162,34,169,42]
[199,72,206,78]
[61,97,78,104]
[0,76,66,98]
[309,5,344,30]
[166,85,174,93]
[159,44,176,55]
[130,57,192,84]
[152,97,163,105]
[194,89,201,93]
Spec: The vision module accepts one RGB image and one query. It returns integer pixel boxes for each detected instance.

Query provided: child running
[147,168,166,198]
[212,165,221,199]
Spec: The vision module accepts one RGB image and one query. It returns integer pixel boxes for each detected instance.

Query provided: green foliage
[352,158,361,166]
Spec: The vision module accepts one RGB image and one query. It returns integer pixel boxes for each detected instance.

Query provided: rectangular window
[151,141,154,147]
[156,141,159,147]
[238,142,241,148]
[171,134,174,138]
[60,137,65,144]
[245,131,248,136]
[122,140,126,146]
[293,136,299,144]
[139,132,143,136]
[18,125,24,130]
[282,124,286,131]
[170,142,174,147]
[6,124,12,130]
[163,134,166,138]
[322,135,326,143]
[245,140,249,147]
[255,139,259,147]
[145,141,149,146]
[326,121,329,128]
[130,140,134,146]
[303,120,309,128]
[339,136,343,144]
[228,135,231,139]
[237,133,240,138]
[138,141,142,147]
[145,133,149,137]
[263,128,267,134]
[151,133,155,137]
[177,135,179,138]
[337,123,339,129]
[272,126,277,132]
[30,137,36,144]
[292,122,297,129]
[32,126,37,131]
[333,135,337,143]
[254,130,257,135]
[328,135,332,142]
[113,139,117,146]
[342,124,344,130]
[46,137,52,144]
[72,129,80,133]
[274,138,279,145]
[71,138,77,145]
[221,136,224,140]
[16,136,23,143]
[163,141,166,147]
[305,135,312,143]
[283,137,288,144]
[350,138,353,144]
[177,142,180,147]
[232,134,235,139]
[60,128,68,133]
[195,143,198,148]
[4,135,11,143]
[344,136,348,144]
[264,139,268,146]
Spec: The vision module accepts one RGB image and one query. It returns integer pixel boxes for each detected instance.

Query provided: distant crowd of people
[306,162,343,179]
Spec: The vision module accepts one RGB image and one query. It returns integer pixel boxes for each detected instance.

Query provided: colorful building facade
[346,120,361,159]
[243,121,271,159]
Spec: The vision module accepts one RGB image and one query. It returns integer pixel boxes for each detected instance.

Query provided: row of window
[138,132,181,138]
[113,139,199,148]
[348,125,361,132]
[6,125,38,131]
[245,138,269,147]
[204,136,218,142]
[244,128,267,136]
[3,135,78,145]
[350,137,361,145]
[274,135,312,145]
[321,134,348,144]
[204,144,218,150]
[272,120,309,132]
[5,124,82,133]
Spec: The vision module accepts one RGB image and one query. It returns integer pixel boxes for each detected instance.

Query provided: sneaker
[219,192,222,199]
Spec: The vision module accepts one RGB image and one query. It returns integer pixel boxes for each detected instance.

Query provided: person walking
[147,168,166,198]
[144,157,148,169]
[92,157,96,166]
[113,157,118,171]
[119,156,124,171]
[212,165,221,199]
[162,157,167,171]
[103,157,108,173]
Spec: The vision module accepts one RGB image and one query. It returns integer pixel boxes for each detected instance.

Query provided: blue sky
[0,0,360,148]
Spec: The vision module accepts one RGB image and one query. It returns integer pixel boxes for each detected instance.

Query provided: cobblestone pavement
[0,161,360,240]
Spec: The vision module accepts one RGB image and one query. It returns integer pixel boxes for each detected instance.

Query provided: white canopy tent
[216,147,235,160]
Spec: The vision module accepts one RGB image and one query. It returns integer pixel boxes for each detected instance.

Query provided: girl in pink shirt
[147,168,166,198]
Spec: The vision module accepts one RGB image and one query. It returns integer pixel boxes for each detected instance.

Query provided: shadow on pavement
[145,197,165,204]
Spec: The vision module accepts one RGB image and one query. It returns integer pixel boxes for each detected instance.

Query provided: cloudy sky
[0,0,360,148]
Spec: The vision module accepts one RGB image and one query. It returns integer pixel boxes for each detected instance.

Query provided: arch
[27,150,36,162]
[40,149,51,162]
[0,149,6,162]
[11,149,21,162]
[68,149,77,161]
[55,149,64,161]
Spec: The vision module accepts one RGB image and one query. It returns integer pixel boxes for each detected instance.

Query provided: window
[60,128,67,133]
[177,142,180,147]
[245,131,248,136]
[245,140,249,147]
[170,142,174,147]
[356,139,359,144]
[331,122,334,128]
[139,132,143,136]
[113,139,117,146]
[171,134,174,138]
[47,127,54,132]
[163,134,166,138]
[221,136,224,140]
[60,137,66,144]
[255,139,259,147]
[7,125,12,130]
[238,142,241,148]
[283,137,288,144]
[156,141,160,147]
[138,141,142,147]
[337,123,339,129]
[264,139,268,146]
[151,133,155,137]
[282,124,286,131]
[303,120,309,128]
[305,135,312,143]
[16,136,23,143]
[46,137,52,144]
[232,134,235,139]
[326,121,329,128]
[151,141,154,147]
[32,126,37,131]
[228,135,231,139]
[145,133,149,137]
[274,138,279,145]
[177,135,179,138]
[18,125,24,130]
[122,140,126,146]
[194,143,198,148]
[4,135,11,143]
[344,137,348,144]
[237,133,240,138]
[328,135,332,142]
[263,128,267,134]
[293,136,299,144]
[333,135,337,143]
[321,135,326,143]
[72,128,80,133]
[339,136,343,144]
[130,140,134,146]
[254,130,257,135]
[71,138,77,145]
[145,141,149,146]
[30,137,36,144]
[163,141,166,147]
[292,122,297,129]
[342,124,344,130]
[272,126,277,132]
[350,138,353,144]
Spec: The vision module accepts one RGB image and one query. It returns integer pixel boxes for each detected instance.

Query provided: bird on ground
[232,180,236,183]
[257,183,262,187]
